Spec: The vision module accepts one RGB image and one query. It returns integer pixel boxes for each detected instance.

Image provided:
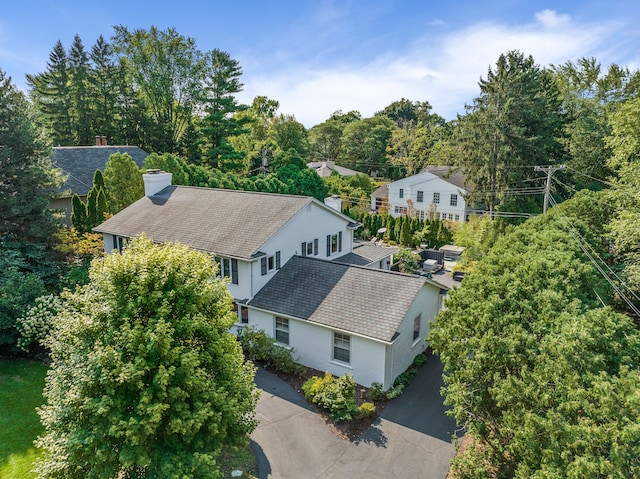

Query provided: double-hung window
[433,192,440,204]
[399,188,404,199]
[240,306,249,324]
[216,257,238,284]
[275,317,289,345]
[416,191,424,203]
[450,194,458,206]
[413,314,421,341]
[333,332,350,364]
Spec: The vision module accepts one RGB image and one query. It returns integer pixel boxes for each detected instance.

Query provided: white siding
[247,308,388,388]
[385,284,441,388]
[387,172,468,222]
[250,202,354,296]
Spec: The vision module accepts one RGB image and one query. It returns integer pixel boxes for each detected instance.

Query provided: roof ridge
[294,255,425,281]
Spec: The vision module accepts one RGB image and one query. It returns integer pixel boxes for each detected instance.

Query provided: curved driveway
[251,357,457,479]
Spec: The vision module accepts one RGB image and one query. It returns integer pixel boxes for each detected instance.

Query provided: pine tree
[69,35,93,145]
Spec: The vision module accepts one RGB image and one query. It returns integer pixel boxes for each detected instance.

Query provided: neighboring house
[50,137,148,224]
[370,183,389,213]
[307,160,360,177]
[94,171,448,389]
[378,167,471,222]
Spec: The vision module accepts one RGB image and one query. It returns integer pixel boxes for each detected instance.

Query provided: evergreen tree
[89,35,120,144]
[200,49,248,169]
[71,194,88,232]
[0,68,62,241]
[454,51,565,216]
[85,170,109,229]
[26,40,74,145]
[68,34,93,145]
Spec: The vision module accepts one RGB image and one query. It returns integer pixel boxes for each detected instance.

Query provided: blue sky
[1,1,639,127]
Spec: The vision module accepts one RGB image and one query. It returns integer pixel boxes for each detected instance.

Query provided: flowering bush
[16,294,62,352]
[302,372,357,422]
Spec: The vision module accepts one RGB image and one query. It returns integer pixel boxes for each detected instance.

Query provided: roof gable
[248,256,428,342]
[389,167,468,192]
[52,146,148,196]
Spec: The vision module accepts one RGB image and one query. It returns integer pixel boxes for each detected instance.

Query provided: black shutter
[326,235,331,256]
[231,259,238,284]
[261,257,267,275]
[314,238,318,256]
[301,242,306,257]
[338,231,342,252]
[276,251,281,269]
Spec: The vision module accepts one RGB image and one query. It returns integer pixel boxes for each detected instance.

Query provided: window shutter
[314,238,318,256]
[326,235,331,256]
[231,259,238,284]
[261,257,267,275]
[276,251,281,269]
[338,231,342,252]
[301,242,306,257]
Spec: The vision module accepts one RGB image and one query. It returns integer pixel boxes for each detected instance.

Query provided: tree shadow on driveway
[381,356,458,443]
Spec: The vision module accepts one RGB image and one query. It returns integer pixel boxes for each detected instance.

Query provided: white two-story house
[94,170,448,389]
[385,166,471,222]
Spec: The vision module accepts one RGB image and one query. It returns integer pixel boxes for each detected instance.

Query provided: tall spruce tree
[26,40,74,145]
[453,51,565,216]
[68,34,93,145]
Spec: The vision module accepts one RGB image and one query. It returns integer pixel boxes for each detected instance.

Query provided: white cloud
[243,9,625,127]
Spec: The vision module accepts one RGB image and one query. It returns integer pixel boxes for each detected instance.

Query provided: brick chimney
[95,135,101,146]
[142,170,173,196]
[101,136,107,146]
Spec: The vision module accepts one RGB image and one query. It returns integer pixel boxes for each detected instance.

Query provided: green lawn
[0,359,257,478]
[0,359,47,479]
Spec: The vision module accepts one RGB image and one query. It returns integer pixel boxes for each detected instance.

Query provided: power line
[548,195,640,317]
[564,166,616,188]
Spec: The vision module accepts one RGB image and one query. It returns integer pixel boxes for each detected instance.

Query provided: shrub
[369,382,387,402]
[357,402,376,419]
[238,327,306,376]
[385,384,405,399]
[302,372,357,422]
[413,353,428,367]
[16,294,63,352]
[393,367,417,388]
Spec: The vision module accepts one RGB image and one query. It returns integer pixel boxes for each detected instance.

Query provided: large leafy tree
[339,115,395,177]
[103,152,144,213]
[453,51,565,216]
[429,197,640,478]
[551,58,640,189]
[111,25,205,153]
[375,98,433,127]
[37,237,259,479]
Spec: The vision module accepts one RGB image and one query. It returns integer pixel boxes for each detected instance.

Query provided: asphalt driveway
[251,356,457,479]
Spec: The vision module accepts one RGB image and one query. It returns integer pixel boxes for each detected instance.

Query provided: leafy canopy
[37,236,259,479]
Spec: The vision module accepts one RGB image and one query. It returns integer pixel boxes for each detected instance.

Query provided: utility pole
[535,165,566,213]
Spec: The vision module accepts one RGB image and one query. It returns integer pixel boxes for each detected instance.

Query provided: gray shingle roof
[248,256,427,342]
[335,242,398,266]
[423,166,469,191]
[94,186,314,260]
[52,146,148,196]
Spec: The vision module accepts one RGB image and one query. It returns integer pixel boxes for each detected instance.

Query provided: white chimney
[143,170,173,196]
[324,195,342,212]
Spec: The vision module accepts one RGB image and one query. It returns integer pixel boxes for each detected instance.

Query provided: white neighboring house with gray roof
[94,171,447,389]
[386,166,471,222]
